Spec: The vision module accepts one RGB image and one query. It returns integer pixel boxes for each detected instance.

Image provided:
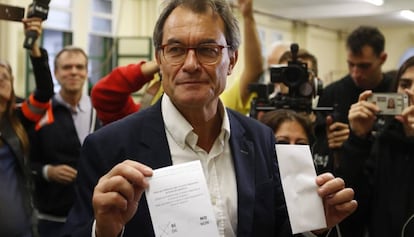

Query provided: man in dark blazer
[63,0,357,236]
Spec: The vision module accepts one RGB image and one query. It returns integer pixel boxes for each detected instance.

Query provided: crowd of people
[1,0,414,236]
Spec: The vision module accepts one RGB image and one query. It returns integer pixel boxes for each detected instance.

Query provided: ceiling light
[364,0,384,6]
[400,10,414,21]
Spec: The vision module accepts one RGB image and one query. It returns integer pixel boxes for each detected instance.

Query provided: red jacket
[91,62,154,125]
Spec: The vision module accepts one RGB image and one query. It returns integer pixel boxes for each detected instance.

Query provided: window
[88,0,114,87]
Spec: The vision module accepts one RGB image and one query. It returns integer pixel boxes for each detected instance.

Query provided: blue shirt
[0,143,32,237]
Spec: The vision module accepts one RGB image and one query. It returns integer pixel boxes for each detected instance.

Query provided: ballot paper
[145,160,219,237]
[275,144,327,234]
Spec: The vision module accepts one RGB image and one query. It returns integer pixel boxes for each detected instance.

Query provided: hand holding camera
[22,18,43,56]
[23,0,50,50]
[348,90,381,138]
[394,89,414,137]
[367,92,408,115]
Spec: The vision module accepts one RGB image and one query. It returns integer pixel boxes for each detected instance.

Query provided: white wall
[0,0,31,97]
[382,26,414,71]
[114,0,160,38]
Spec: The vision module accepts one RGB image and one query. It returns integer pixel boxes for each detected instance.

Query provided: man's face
[54,51,88,94]
[156,6,237,110]
[347,45,386,89]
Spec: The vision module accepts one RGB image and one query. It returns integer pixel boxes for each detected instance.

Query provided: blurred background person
[313,24,394,237]
[259,109,314,145]
[339,55,414,237]
[314,25,393,172]
[0,18,54,237]
[29,45,101,237]
[251,46,322,123]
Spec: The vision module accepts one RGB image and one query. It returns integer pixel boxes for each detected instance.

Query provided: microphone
[23,0,50,50]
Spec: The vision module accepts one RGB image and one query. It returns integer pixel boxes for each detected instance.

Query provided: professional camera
[23,0,50,49]
[249,43,323,119]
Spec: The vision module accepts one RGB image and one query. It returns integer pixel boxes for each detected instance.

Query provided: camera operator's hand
[396,89,414,137]
[348,90,379,138]
[326,116,350,149]
[22,17,42,57]
[238,0,253,18]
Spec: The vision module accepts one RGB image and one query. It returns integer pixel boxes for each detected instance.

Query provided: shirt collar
[161,94,230,150]
[55,93,91,113]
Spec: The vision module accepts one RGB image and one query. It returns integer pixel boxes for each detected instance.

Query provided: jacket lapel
[135,100,173,169]
[227,111,255,236]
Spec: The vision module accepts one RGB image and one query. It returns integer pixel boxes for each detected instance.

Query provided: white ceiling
[252,0,414,32]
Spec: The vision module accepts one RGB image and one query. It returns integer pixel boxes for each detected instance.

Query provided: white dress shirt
[161,95,238,237]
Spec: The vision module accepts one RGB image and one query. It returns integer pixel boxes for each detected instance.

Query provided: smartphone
[367,93,409,115]
[0,4,25,22]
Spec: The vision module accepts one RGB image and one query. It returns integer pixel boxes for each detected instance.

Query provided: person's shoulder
[324,74,351,91]
[91,104,162,139]
[382,72,395,86]
[227,109,273,133]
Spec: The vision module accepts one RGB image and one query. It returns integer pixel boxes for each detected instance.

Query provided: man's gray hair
[153,0,240,52]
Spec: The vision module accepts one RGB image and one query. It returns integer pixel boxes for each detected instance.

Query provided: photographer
[338,55,414,237]
[249,45,322,121]
[312,26,394,237]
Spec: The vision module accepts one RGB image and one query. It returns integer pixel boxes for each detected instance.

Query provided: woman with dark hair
[0,18,54,237]
[259,109,314,145]
[340,55,414,237]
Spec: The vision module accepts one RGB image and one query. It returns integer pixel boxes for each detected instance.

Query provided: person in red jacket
[91,61,160,125]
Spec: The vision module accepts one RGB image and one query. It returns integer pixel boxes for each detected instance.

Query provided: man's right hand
[93,160,153,237]
[22,17,43,57]
[47,164,77,184]
[348,90,380,138]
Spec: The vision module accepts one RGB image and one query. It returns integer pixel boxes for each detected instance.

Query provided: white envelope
[275,144,327,234]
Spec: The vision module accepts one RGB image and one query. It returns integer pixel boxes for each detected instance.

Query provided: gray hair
[153,0,240,52]
[54,45,88,69]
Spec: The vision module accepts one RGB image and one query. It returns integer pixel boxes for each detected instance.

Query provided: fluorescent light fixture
[364,0,384,6]
[400,10,414,21]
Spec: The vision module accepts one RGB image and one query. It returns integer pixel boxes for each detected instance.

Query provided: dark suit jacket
[62,100,293,237]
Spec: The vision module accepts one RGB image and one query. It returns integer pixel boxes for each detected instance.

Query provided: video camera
[249,43,324,119]
[23,0,50,49]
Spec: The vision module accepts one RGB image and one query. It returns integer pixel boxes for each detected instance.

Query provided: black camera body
[23,0,50,49]
[27,0,50,20]
[249,43,322,118]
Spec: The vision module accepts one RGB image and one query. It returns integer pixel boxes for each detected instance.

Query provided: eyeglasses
[347,61,373,70]
[159,43,230,65]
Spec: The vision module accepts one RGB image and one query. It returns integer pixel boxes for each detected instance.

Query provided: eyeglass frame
[158,43,231,65]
